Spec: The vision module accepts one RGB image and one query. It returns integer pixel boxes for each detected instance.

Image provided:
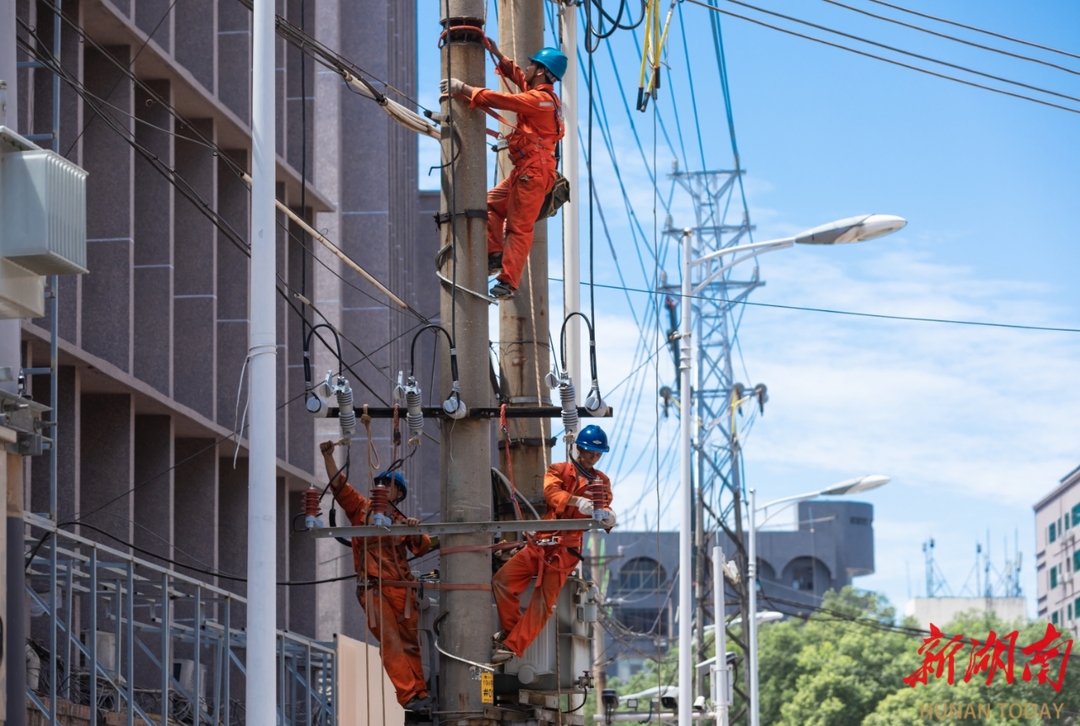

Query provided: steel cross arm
[325,405,613,420]
[311,518,602,538]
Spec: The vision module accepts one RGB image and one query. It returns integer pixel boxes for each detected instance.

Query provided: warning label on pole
[481,672,494,704]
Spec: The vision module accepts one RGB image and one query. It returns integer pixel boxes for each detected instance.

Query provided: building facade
[1034,464,1080,632]
[593,500,876,681]
[9,0,441,719]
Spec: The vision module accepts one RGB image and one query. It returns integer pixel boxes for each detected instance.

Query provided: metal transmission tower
[662,162,759,712]
[668,166,759,515]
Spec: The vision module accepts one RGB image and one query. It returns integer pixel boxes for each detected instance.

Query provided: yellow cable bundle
[637,0,681,112]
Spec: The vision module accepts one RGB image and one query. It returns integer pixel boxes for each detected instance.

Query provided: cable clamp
[434,209,488,227]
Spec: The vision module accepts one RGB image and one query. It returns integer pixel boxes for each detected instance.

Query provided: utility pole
[438,1,494,716]
[246,0,277,722]
[497,0,550,508]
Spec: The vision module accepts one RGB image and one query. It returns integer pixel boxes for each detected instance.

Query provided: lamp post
[747,475,890,726]
[676,214,905,726]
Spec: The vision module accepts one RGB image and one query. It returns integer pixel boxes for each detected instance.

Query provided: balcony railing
[23,513,336,726]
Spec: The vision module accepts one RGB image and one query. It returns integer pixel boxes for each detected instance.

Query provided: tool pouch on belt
[536,171,570,221]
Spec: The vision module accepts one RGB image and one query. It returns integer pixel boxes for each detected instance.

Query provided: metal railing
[23,513,336,726]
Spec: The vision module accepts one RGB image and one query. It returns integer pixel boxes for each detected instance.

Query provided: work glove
[569,496,594,516]
[600,510,617,529]
[439,78,465,96]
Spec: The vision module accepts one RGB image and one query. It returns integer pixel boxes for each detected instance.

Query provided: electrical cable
[716,0,1080,105]
[18,28,418,408]
[683,0,1080,116]
[30,4,434,326]
[584,0,649,53]
[299,0,310,425]
[19,16,443,596]
[551,278,1080,333]
[60,0,179,157]
[821,0,1080,78]
[865,0,1080,63]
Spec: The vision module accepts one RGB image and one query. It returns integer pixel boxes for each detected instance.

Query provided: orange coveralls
[334,482,432,706]
[492,461,613,657]
[469,56,564,291]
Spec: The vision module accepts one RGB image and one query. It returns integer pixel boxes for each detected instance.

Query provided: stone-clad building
[9,0,440,711]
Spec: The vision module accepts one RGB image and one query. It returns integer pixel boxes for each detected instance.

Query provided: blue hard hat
[529,47,568,81]
[374,470,407,499]
[575,425,609,453]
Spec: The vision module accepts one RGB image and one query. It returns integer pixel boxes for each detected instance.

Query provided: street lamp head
[821,474,890,496]
[794,214,906,245]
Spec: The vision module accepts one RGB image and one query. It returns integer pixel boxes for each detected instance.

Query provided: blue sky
[415,0,1080,616]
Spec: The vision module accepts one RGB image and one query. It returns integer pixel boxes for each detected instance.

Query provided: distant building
[904,597,1027,630]
[592,500,876,681]
[1034,464,1080,633]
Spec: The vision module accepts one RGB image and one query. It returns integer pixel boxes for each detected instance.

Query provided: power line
[866,0,1080,63]
[821,0,1080,78]
[552,278,1080,333]
[683,0,1080,116]
[716,0,1080,106]
[60,0,179,157]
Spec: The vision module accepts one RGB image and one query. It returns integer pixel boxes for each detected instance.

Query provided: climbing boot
[488,253,503,273]
[489,282,515,300]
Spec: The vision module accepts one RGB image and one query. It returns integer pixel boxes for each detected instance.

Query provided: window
[1076,552,1080,572]
[1070,603,1074,621]
[1052,611,1059,625]
[1073,503,1080,526]
[618,557,667,592]
[1068,513,1073,530]
[1051,567,1058,589]
[1075,597,1080,618]
[617,608,668,636]
[850,517,869,525]
[1051,523,1057,544]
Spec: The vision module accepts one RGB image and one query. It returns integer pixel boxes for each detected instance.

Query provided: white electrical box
[0,126,88,275]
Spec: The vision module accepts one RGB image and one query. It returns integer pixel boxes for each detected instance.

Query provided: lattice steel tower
[662,161,759,705]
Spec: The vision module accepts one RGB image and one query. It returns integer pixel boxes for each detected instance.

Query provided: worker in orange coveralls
[440,41,567,301]
[490,425,615,663]
[320,440,435,712]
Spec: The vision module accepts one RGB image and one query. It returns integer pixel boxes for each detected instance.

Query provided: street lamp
[676,215,904,726]
[746,475,890,726]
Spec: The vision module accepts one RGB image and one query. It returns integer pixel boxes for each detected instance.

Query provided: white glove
[569,496,594,516]
[439,78,465,95]
[600,510,616,528]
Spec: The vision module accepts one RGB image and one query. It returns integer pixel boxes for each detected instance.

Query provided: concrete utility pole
[497,1,550,509]
[247,0,277,720]
[438,1,494,716]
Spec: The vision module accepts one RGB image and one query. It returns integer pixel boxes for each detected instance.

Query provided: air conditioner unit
[0,126,88,275]
[173,658,208,699]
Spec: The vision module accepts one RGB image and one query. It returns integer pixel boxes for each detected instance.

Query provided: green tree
[757,588,918,726]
